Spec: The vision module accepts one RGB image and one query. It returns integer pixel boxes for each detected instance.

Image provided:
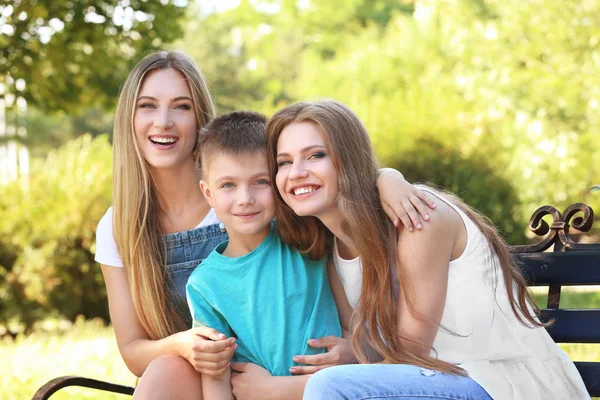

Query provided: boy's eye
[308,152,326,160]
[220,182,234,188]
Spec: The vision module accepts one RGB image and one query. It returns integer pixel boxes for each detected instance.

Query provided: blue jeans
[303,364,492,400]
[164,223,228,327]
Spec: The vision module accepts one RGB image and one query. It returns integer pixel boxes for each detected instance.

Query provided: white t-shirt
[94,206,221,268]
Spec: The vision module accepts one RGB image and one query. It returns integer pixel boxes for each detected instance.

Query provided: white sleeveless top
[332,187,589,400]
[332,240,362,309]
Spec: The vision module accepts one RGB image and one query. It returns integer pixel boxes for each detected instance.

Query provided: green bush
[388,138,526,244]
[0,134,112,332]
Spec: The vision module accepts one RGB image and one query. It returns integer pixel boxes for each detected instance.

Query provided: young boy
[186,111,342,400]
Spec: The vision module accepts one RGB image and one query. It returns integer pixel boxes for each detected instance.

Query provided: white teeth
[294,186,317,195]
[150,137,177,144]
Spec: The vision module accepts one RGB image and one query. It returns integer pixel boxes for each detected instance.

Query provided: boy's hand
[231,363,274,400]
[289,336,356,375]
[179,326,237,376]
[377,168,436,231]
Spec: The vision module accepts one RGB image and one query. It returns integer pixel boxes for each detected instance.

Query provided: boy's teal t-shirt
[186,230,342,376]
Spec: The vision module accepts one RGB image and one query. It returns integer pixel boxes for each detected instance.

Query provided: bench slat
[575,362,600,397]
[516,251,600,285]
[539,309,600,343]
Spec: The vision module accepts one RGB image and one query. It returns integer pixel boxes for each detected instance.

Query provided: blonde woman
[237,99,588,400]
[95,52,234,399]
[95,53,434,398]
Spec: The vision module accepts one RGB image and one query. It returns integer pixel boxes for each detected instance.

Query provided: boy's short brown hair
[197,110,267,175]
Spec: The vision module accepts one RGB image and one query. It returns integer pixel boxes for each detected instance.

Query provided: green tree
[177,0,600,237]
[0,135,112,332]
[178,0,415,114]
[288,0,600,229]
[390,139,525,243]
[0,0,188,113]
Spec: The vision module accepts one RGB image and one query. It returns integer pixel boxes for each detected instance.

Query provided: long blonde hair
[266,100,544,374]
[112,51,214,339]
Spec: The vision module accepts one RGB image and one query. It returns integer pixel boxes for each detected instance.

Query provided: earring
[219,222,226,233]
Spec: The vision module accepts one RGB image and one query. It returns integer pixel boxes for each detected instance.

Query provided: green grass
[3,289,599,399]
[2,318,135,400]
[532,286,600,309]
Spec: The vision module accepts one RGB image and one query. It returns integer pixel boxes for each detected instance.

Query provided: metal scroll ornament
[512,203,600,253]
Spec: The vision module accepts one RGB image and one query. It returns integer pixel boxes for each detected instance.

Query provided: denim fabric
[164,223,228,328]
[303,364,492,400]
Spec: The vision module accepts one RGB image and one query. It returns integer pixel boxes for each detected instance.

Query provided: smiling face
[133,68,197,171]
[201,151,275,242]
[275,122,340,219]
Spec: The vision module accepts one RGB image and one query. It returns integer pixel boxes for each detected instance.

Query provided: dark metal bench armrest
[32,376,135,399]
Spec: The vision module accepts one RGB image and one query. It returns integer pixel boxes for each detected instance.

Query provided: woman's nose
[154,109,174,129]
[289,160,309,180]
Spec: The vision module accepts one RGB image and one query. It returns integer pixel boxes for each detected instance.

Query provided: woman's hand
[176,326,237,376]
[231,362,274,400]
[377,168,436,231]
[289,336,356,375]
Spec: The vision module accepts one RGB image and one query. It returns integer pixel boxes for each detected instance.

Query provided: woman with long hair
[95,51,232,399]
[95,53,432,399]
[250,99,588,399]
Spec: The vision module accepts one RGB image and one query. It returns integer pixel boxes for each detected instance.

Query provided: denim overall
[164,223,228,328]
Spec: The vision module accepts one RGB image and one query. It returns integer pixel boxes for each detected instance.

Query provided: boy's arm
[261,375,310,400]
[186,274,237,372]
[231,363,309,400]
[186,275,234,339]
[202,368,235,400]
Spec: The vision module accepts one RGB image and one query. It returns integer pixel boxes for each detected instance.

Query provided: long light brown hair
[112,51,214,339]
[266,100,545,374]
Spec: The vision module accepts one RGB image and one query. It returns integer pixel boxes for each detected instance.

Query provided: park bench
[511,202,600,397]
[32,203,600,399]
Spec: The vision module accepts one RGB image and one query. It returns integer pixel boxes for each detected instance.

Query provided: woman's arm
[377,168,436,231]
[393,200,465,354]
[101,264,236,377]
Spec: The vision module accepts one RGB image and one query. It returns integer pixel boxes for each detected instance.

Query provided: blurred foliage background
[0,2,599,395]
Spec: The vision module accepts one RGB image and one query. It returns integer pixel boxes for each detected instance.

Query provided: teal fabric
[186,230,341,376]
